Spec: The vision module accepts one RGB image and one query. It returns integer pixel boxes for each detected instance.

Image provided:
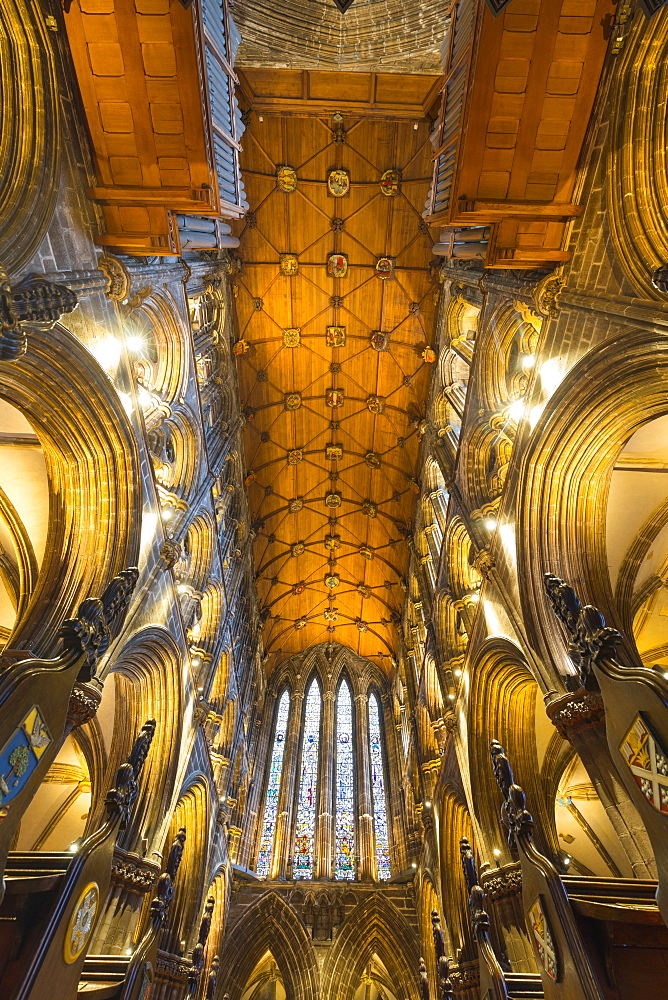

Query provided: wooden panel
[234,92,437,672]
[63,0,244,253]
[426,0,614,267]
[238,69,442,120]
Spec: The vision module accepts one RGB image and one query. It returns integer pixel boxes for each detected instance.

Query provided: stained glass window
[335,680,355,879]
[256,690,290,878]
[368,693,391,880]
[293,679,321,878]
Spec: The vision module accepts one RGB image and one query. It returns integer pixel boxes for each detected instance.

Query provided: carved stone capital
[473,547,495,579]
[160,538,182,570]
[533,270,565,318]
[66,681,102,731]
[156,950,191,983]
[546,688,605,740]
[0,267,78,360]
[98,252,131,302]
[111,847,160,893]
[480,862,522,901]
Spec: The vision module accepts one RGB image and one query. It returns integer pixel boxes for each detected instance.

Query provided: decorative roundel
[63,881,100,964]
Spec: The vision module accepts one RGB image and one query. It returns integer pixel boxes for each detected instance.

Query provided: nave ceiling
[232,70,440,672]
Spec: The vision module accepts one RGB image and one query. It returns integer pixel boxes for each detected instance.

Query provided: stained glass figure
[256,690,290,878]
[335,680,355,879]
[368,693,391,880]
[293,679,321,878]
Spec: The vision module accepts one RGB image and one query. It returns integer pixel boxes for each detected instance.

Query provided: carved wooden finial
[419,957,430,1000]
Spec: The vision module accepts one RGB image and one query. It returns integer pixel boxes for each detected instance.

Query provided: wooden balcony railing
[426,0,614,268]
[64,0,247,255]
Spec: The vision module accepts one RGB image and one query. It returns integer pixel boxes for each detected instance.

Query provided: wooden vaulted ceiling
[233,70,440,672]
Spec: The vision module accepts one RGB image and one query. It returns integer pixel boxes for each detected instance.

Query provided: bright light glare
[161,507,174,522]
[447,692,455,701]
[117,392,133,416]
[493,848,501,857]
[540,357,564,397]
[508,399,525,421]
[137,386,153,409]
[177,584,188,594]
[521,354,535,369]
[91,336,121,371]
[484,518,497,531]
[469,592,480,603]
[126,335,144,353]
[454,669,462,678]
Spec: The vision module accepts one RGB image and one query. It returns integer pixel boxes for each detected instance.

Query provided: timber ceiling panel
[233,71,438,672]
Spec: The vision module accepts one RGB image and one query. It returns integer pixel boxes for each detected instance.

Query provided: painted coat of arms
[619,714,668,813]
[367,394,385,414]
[324,534,340,550]
[362,500,377,518]
[287,449,302,465]
[292,542,305,557]
[359,545,373,560]
[326,388,344,408]
[421,346,437,363]
[327,253,348,278]
[326,326,346,347]
[375,257,395,279]
[279,254,299,275]
[292,582,305,595]
[326,444,343,460]
[289,498,303,512]
[325,492,341,508]
[233,339,249,355]
[324,607,339,621]
[325,574,340,588]
[528,896,558,981]
[284,393,302,410]
[371,331,389,352]
[0,706,51,815]
[365,452,380,469]
[380,168,401,197]
[327,169,350,197]
[277,166,297,192]
[283,328,301,347]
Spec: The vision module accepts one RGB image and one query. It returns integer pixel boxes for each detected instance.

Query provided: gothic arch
[516,328,668,681]
[321,892,420,1000]
[104,626,184,852]
[0,322,141,654]
[160,775,212,957]
[217,891,320,1000]
[465,638,553,862]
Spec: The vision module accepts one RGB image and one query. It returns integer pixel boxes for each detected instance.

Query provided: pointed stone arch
[217,891,320,1000]
[321,892,420,1000]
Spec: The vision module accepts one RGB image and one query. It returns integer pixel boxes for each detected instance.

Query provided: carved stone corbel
[0,267,78,359]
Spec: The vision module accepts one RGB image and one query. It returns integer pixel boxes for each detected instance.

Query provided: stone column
[355,692,374,880]
[316,688,335,879]
[274,691,303,879]
[547,689,656,878]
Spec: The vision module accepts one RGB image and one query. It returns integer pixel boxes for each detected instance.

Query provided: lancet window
[335,679,355,879]
[256,689,290,878]
[293,679,321,878]
[368,692,391,879]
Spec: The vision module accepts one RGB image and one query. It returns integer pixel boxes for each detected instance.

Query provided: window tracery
[256,689,290,878]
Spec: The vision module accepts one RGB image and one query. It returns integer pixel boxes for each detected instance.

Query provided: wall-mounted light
[454,669,462,678]
[492,848,501,858]
[484,518,497,531]
[521,354,535,369]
